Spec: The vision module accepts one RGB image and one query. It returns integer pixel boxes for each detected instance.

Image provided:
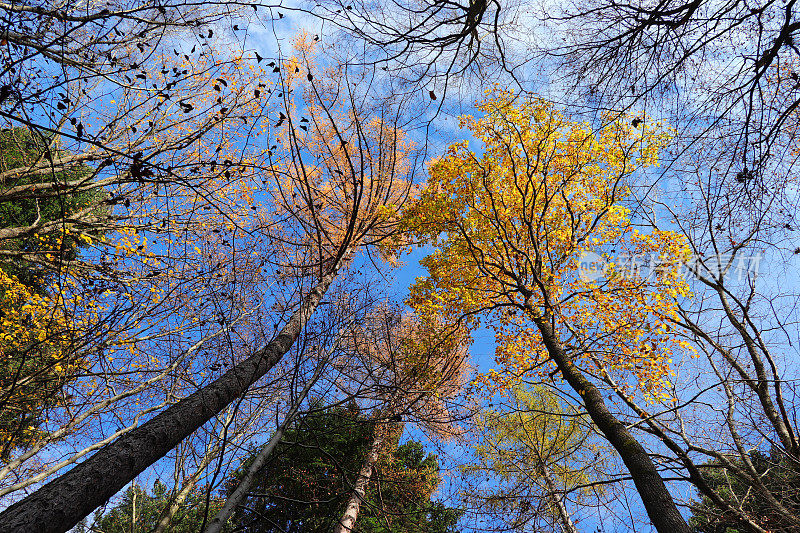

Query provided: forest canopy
[0,1,798,532]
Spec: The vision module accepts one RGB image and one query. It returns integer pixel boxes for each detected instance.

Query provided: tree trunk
[130,481,137,533]
[202,413,292,533]
[153,476,200,533]
[331,425,386,533]
[534,317,689,533]
[154,436,225,533]
[533,448,579,533]
[0,257,347,533]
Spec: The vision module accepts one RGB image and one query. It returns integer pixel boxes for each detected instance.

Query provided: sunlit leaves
[465,384,608,530]
[0,269,83,459]
[263,40,415,274]
[398,91,692,397]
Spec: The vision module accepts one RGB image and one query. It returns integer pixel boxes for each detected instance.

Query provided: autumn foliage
[8,2,798,530]
[397,92,693,397]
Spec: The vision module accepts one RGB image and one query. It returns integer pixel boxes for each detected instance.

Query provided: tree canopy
[1,1,799,532]
[91,480,229,533]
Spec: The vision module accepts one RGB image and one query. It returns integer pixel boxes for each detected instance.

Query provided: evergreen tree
[226,405,462,533]
[689,450,800,533]
[91,480,229,533]
[0,127,107,292]
[0,127,106,459]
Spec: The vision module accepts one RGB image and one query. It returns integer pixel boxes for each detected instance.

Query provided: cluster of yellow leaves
[0,269,83,453]
[269,112,414,263]
[468,385,607,496]
[0,270,72,362]
[396,91,693,398]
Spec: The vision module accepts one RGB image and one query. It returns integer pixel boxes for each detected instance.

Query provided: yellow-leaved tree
[394,92,694,533]
[0,270,79,460]
[466,384,606,533]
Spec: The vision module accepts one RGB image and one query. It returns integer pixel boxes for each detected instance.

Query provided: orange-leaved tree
[331,304,470,533]
[393,91,694,533]
[0,42,416,532]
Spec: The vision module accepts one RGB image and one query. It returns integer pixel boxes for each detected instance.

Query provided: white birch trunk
[331,427,386,533]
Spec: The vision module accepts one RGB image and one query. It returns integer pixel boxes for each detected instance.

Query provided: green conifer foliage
[227,405,462,533]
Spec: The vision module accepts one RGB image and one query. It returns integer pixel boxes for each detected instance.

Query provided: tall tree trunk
[533,317,689,533]
[202,411,293,533]
[331,425,386,533]
[153,475,201,533]
[154,433,227,533]
[0,256,348,533]
[130,480,137,533]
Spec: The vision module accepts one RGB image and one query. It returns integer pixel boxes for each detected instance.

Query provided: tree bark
[153,470,202,533]
[202,411,293,533]
[153,432,229,533]
[533,317,689,533]
[331,425,386,533]
[0,256,347,533]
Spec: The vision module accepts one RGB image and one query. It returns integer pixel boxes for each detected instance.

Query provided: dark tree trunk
[0,264,343,533]
[534,317,690,533]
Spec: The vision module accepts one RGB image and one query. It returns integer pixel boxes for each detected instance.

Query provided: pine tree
[0,127,107,292]
[689,450,800,533]
[226,405,461,533]
[91,480,229,533]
